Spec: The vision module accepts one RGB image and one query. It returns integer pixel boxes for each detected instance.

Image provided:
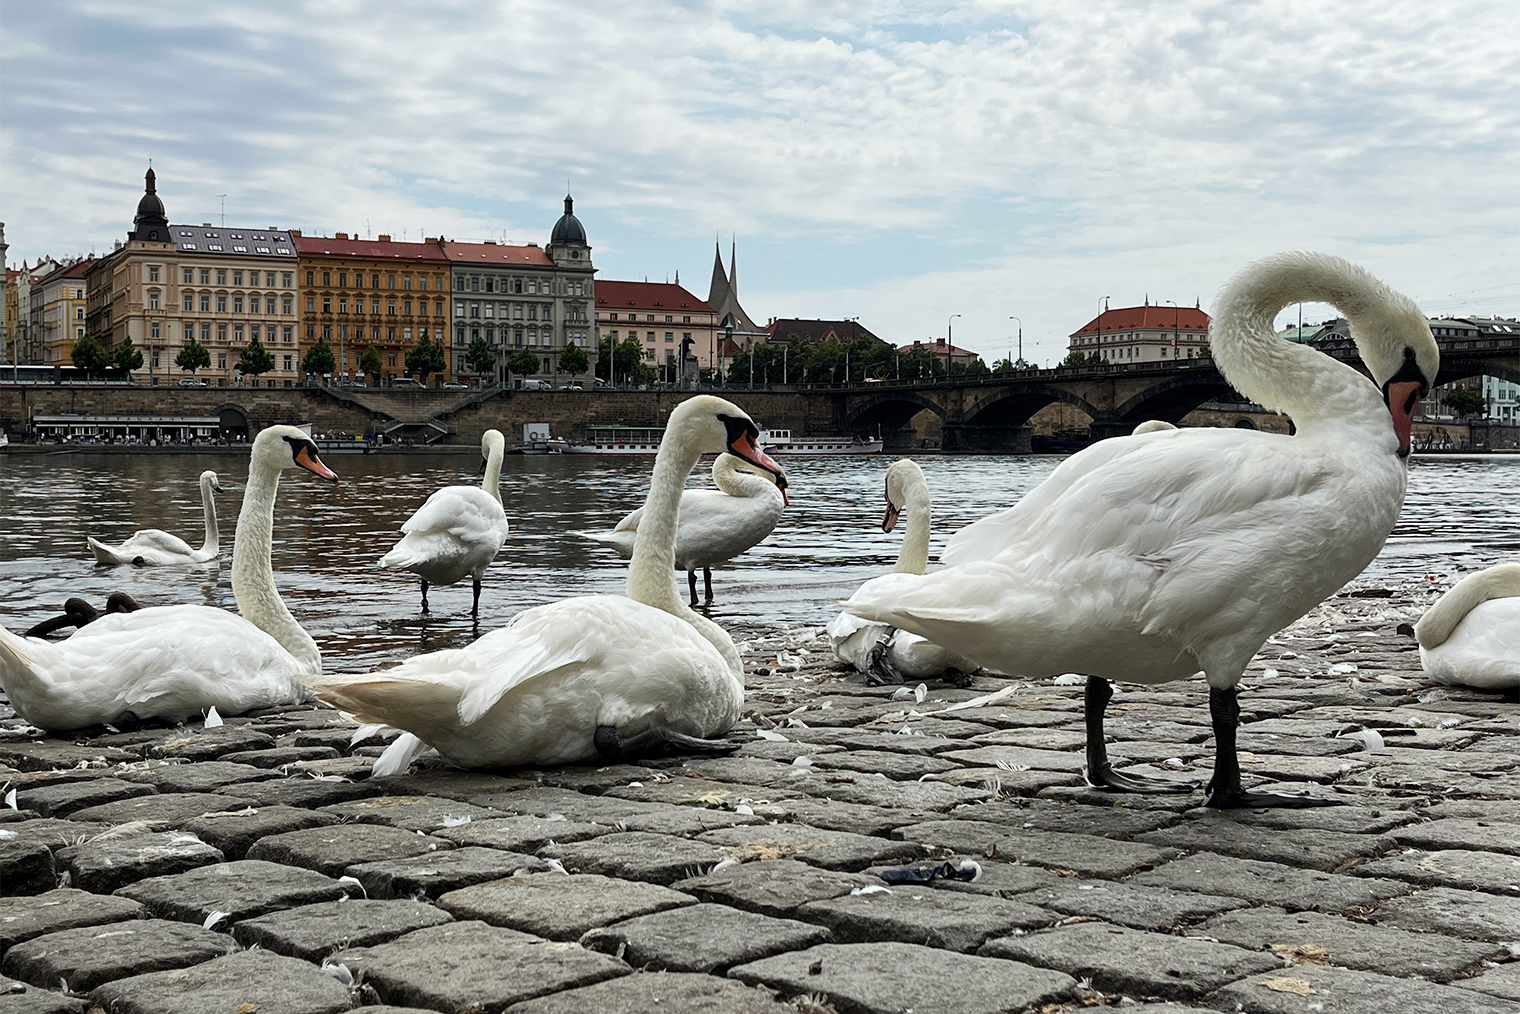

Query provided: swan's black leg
[703,567,714,602]
[594,724,741,761]
[471,579,482,618]
[687,570,699,606]
[1206,687,1338,808]
[114,711,143,732]
[420,579,430,614]
[1085,675,1201,794]
[865,631,905,686]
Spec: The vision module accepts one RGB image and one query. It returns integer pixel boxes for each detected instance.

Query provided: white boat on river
[563,425,882,455]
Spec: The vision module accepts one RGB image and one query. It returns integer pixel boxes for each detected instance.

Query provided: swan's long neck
[232,462,320,671]
[1210,255,1391,439]
[198,475,219,555]
[713,456,776,502]
[1415,563,1520,649]
[481,440,504,502]
[893,479,932,575]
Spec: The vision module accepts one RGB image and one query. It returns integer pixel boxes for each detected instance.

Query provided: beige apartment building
[30,259,95,365]
[1068,302,1211,363]
[595,280,719,372]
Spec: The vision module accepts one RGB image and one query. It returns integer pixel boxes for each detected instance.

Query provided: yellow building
[30,258,94,365]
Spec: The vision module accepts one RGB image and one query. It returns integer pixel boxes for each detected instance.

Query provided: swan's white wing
[400,486,508,542]
[1423,597,1520,690]
[121,529,199,556]
[671,488,783,568]
[382,486,509,580]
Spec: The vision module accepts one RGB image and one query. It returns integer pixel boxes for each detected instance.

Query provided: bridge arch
[1436,357,1520,388]
[1110,371,1236,427]
[844,390,947,449]
[962,383,1102,428]
[216,404,252,441]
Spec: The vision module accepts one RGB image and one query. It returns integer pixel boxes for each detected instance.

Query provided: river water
[1,450,1516,671]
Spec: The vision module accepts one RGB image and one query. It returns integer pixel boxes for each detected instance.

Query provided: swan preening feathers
[1416,563,1520,690]
[87,469,223,565]
[0,426,337,731]
[845,252,1440,808]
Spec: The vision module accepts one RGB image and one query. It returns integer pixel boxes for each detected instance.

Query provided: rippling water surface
[1,450,1516,671]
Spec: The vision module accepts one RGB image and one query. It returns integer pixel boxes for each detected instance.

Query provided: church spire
[707,238,731,311]
[729,236,737,296]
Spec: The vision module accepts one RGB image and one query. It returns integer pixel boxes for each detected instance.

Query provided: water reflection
[1,451,1515,671]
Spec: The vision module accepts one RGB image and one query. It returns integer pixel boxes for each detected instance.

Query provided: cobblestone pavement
[3,579,1519,1013]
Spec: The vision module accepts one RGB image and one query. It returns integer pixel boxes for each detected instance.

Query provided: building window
[527,305,537,321]
[388,301,397,315]
[469,277,479,292]
[218,324,228,342]
[322,324,331,339]
[233,271,243,285]
[543,305,552,322]
[283,326,293,343]
[283,355,293,371]
[306,324,315,339]
[183,268,194,284]
[233,296,244,313]
[305,270,314,285]
[514,329,523,346]
[468,327,478,345]
[183,323,193,340]
[306,296,315,312]
[184,293,194,311]
[665,332,673,342]
[218,353,227,369]
[150,321,160,339]
[403,327,412,342]
[388,353,397,367]
[148,266,160,282]
[201,269,211,284]
[338,298,347,314]
[322,297,331,313]
[217,295,227,312]
[202,323,212,341]
[149,292,160,310]
[150,350,159,368]
[404,299,412,315]
[339,272,347,289]
[323,271,331,286]
[682,315,690,323]
[216,269,227,284]
[267,297,276,314]
[234,324,244,342]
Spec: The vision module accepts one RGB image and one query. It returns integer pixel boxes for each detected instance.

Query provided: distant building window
[218,353,227,369]
[218,324,227,342]
[543,305,551,322]
[323,271,331,286]
[267,297,276,314]
[283,355,293,370]
[217,296,228,312]
[338,298,347,314]
[184,293,194,311]
[388,301,397,316]
[404,300,413,316]
[233,296,244,313]
[339,272,348,289]
[527,305,537,321]
[202,323,212,341]
[322,297,331,313]
[183,323,192,340]
[683,315,690,323]
[234,324,244,342]
[282,272,293,288]
[149,292,160,310]
[455,304,465,318]
[151,321,160,338]
[216,270,227,284]
[183,268,194,283]
[283,326,293,343]
[306,296,315,312]
[665,332,673,342]
[306,271,314,285]
[201,269,211,284]
[149,266,160,282]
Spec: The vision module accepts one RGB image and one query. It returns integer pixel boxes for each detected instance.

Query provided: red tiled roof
[768,318,884,344]
[442,241,553,267]
[595,280,712,312]
[898,339,977,356]
[36,259,95,285]
[1072,305,1210,336]
[292,235,448,262]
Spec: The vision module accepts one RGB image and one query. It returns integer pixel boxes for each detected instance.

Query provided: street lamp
[1095,295,1110,363]
[945,313,960,380]
[1164,300,1179,359]
[1009,316,1022,367]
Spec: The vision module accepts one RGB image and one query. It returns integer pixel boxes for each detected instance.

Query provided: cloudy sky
[4,0,1517,365]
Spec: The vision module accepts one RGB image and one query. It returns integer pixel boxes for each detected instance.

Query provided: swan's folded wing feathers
[401,487,507,541]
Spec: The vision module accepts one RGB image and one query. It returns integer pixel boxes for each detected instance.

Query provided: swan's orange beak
[295,444,339,482]
[775,472,790,508]
[882,477,900,532]
[1385,380,1421,458]
[727,430,783,483]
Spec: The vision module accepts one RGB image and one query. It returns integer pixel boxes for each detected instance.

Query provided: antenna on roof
[217,195,227,227]
[366,219,372,240]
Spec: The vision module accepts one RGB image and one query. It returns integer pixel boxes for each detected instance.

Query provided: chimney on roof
[202,223,212,228]
[484,240,496,245]
[378,234,391,242]
[335,232,349,240]
[425,237,437,243]
[288,229,301,237]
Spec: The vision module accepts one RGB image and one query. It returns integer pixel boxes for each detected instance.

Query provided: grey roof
[172,225,296,259]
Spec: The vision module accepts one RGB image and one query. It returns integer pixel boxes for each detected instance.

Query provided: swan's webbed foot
[1204,785,1340,809]
[864,632,905,686]
[594,724,742,762]
[945,667,977,689]
[1087,761,1201,795]
[113,711,144,732]
[1205,685,1340,810]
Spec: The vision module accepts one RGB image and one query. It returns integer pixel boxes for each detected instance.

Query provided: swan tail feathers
[456,640,593,726]
[378,546,425,571]
[301,674,434,728]
[86,537,120,564]
[372,732,435,777]
[0,624,40,680]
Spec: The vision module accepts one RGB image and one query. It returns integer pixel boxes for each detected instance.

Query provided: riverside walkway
[2,576,1518,1013]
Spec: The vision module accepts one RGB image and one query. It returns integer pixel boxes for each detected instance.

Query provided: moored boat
[760,429,883,455]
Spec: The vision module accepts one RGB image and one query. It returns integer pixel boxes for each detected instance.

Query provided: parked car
[442,381,468,390]
[391,377,426,390]
[519,379,552,390]
[178,377,208,387]
[563,383,583,391]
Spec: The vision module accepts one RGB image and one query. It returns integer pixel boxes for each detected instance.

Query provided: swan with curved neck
[0,425,337,730]
[307,395,783,771]
[381,429,510,617]
[1415,563,1520,690]
[586,451,788,605]
[828,459,976,683]
[88,470,223,565]
[843,253,1439,808]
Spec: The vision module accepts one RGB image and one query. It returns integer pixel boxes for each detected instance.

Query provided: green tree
[597,334,655,386]
[237,336,275,378]
[112,336,144,374]
[175,337,211,374]
[507,349,543,377]
[405,335,447,383]
[71,334,111,374]
[359,344,383,382]
[1443,387,1487,417]
[303,338,336,377]
[465,335,496,376]
[558,342,589,376]
[1061,349,1099,368]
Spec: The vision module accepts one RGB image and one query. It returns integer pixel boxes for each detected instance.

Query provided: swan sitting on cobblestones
[0,426,335,731]
[307,396,783,771]
[1415,563,1520,690]
[87,469,222,565]
[842,252,1440,808]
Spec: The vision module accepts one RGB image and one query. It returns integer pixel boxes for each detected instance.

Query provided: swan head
[881,458,926,532]
[479,429,505,473]
[1348,283,1439,459]
[199,469,223,494]
[670,395,783,480]
[718,452,790,506]
[252,424,339,482]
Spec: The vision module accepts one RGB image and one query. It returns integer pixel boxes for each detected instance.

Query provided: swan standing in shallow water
[380,429,510,617]
[843,252,1439,808]
[306,395,784,773]
[0,426,337,731]
[87,470,222,565]
[1415,564,1520,691]
[828,459,975,684]
[585,452,788,605]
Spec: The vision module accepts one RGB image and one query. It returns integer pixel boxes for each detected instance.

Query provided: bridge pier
[1087,420,1132,443]
[941,424,1032,454]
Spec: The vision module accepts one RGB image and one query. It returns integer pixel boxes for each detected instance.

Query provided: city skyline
[4,1,1517,366]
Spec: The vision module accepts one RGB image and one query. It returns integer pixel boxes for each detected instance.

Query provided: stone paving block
[672,860,881,918]
[1356,848,1520,895]
[286,755,384,780]
[0,890,144,954]
[697,822,925,871]
[349,1007,441,1014]
[862,858,1059,898]
[613,806,763,836]
[440,872,696,940]
[676,756,809,786]
[430,814,613,852]
[1371,885,1520,941]
[580,902,830,972]
[1178,803,1418,835]
[790,728,967,754]
[729,940,1076,1014]
[503,971,793,1014]
[232,898,454,961]
[1038,784,1202,811]
[953,799,1180,838]
[1425,798,1520,822]
[1021,880,1243,931]
[895,820,1174,877]
[735,739,849,761]
[808,749,961,780]
[246,822,453,876]
[15,779,155,818]
[980,920,1281,1000]
[88,948,353,1014]
[1202,906,1505,982]
[541,831,727,884]
[798,886,1051,953]
[0,839,55,895]
[347,845,548,899]
[116,760,275,794]
[469,786,670,822]
[219,745,341,768]
[331,920,629,1011]
[218,776,384,808]
[319,793,507,831]
[1130,851,1409,912]
[1,919,235,992]
[1136,819,1391,872]
[1454,962,1520,1002]
[68,792,255,826]
[1233,752,1367,782]
[536,763,664,793]
[115,859,350,923]
[0,989,86,1013]
[796,775,993,810]
[745,797,931,836]
[54,831,224,893]
[0,742,136,772]
[1392,817,1520,855]
[602,776,806,808]
[1215,963,1520,1014]
[148,726,277,761]
[966,727,1088,751]
[939,744,1087,771]
[177,803,339,860]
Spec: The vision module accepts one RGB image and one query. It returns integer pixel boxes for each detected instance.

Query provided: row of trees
[724,334,991,385]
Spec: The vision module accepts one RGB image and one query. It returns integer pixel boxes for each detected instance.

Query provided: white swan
[0,426,337,731]
[842,252,1439,809]
[380,429,511,617]
[87,470,222,565]
[827,459,976,685]
[305,395,783,771]
[584,452,788,605]
[1415,563,1520,691]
